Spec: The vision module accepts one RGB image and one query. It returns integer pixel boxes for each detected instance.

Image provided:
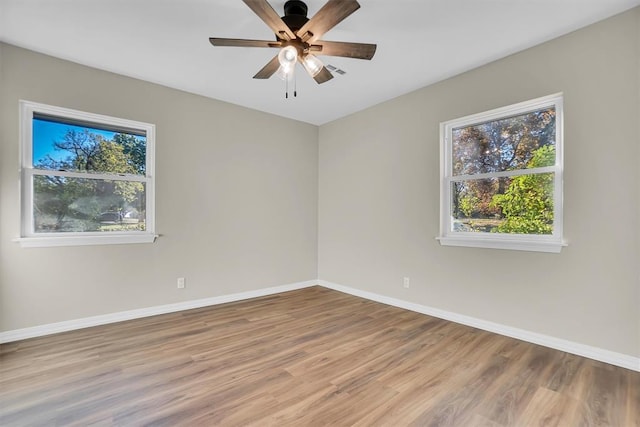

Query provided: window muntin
[439,94,564,252]
[19,101,156,246]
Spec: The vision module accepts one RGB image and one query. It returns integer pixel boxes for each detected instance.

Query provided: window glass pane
[452,107,555,176]
[33,175,146,233]
[32,117,146,175]
[451,173,554,234]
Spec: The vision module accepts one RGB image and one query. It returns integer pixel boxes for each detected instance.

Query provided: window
[17,101,156,247]
[438,94,565,252]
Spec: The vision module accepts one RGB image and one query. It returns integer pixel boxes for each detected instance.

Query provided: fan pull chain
[284,70,297,99]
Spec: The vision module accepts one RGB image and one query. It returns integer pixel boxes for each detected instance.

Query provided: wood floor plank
[625,369,640,426]
[1,286,637,426]
[520,386,581,426]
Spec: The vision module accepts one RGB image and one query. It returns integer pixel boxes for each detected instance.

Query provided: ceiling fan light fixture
[301,54,323,77]
[275,65,290,81]
[278,45,298,73]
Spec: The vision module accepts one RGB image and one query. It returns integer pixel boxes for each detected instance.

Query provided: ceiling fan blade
[253,55,281,79]
[296,0,360,43]
[209,38,281,48]
[312,40,376,60]
[313,67,334,84]
[242,0,296,41]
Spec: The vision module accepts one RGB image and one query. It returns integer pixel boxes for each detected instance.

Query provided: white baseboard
[2,278,637,372]
[318,280,640,372]
[0,280,317,344]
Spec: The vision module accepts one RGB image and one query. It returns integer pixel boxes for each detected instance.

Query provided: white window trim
[438,93,566,253]
[16,100,157,248]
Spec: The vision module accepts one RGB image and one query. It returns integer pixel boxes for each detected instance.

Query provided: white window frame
[16,100,157,248]
[438,93,566,253]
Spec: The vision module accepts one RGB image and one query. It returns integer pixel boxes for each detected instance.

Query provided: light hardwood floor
[1,286,638,426]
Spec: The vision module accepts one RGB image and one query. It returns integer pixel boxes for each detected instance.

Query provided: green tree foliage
[33,175,94,230]
[458,193,479,218]
[33,130,146,231]
[113,133,146,174]
[93,140,144,204]
[490,145,555,234]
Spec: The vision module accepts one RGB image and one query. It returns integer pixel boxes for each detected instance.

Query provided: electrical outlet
[403,277,410,288]
[177,277,186,289]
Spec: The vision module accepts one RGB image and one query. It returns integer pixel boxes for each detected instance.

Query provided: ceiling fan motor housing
[281,0,309,34]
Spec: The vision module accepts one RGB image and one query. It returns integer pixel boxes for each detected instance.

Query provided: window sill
[437,235,567,253]
[14,234,158,248]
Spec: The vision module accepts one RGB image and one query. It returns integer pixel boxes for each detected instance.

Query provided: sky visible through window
[32,118,143,165]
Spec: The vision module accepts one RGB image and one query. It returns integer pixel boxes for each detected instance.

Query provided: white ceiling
[1,0,639,125]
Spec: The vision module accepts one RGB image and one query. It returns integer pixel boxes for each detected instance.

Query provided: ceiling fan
[209,0,377,85]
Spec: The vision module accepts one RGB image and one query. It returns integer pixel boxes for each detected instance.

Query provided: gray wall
[0,43,319,331]
[318,9,640,357]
